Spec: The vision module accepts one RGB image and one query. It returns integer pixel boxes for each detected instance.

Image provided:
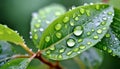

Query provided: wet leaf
[39,4,114,60]
[0,58,32,69]
[0,24,24,45]
[30,4,66,47]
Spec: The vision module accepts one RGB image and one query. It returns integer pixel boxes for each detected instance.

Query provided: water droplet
[56,32,62,38]
[33,29,37,32]
[67,38,76,47]
[86,10,90,16]
[87,42,92,45]
[87,32,91,36]
[102,27,107,30]
[46,50,51,54]
[84,3,88,6]
[55,24,62,31]
[39,28,44,32]
[108,49,112,53]
[58,55,62,59]
[63,16,69,23]
[93,35,99,39]
[105,33,110,38]
[103,46,107,50]
[78,38,83,42]
[70,21,74,26]
[38,20,41,23]
[72,5,76,9]
[91,29,95,32]
[90,3,94,5]
[34,34,38,40]
[107,12,113,15]
[97,29,102,34]
[45,36,50,42]
[73,26,83,36]
[59,48,65,53]
[79,45,86,49]
[80,8,85,14]
[96,5,100,10]
[102,17,107,21]
[75,17,79,21]
[30,36,32,39]
[64,25,68,28]
[46,20,50,24]
[101,21,106,25]
[35,23,40,28]
[67,51,73,56]
[73,48,79,52]
[50,46,55,50]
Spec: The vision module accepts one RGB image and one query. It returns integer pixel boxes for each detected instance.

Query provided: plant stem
[35,51,62,69]
[20,43,35,55]
[12,54,31,58]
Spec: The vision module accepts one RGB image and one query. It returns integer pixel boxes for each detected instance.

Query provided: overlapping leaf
[0,24,24,45]
[38,4,114,60]
[30,4,66,47]
[96,8,120,57]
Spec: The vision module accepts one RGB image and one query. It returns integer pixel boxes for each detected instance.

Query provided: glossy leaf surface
[39,4,114,60]
[30,4,66,47]
[0,24,24,45]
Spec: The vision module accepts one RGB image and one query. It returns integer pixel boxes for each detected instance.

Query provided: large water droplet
[63,16,69,23]
[93,35,99,39]
[55,24,62,31]
[67,51,73,56]
[79,45,86,49]
[73,26,83,36]
[67,38,76,47]
[80,8,85,14]
[97,29,102,34]
[45,36,50,42]
[56,32,62,38]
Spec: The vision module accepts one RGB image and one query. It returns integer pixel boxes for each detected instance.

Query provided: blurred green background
[0,0,120,69]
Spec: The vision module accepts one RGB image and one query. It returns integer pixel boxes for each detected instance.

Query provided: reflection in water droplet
[67,51,73,56]
[45,36,50,42]
[39,28,44,32]
[80,8,85,14]
[102,17,107,21]
[73,26,83,36]
[55,24,62,31]
[56,32,62,39]
[97,29,102,34]
[63,16,69,23]
[105,33,110,38]
[80,45,86,49]
[67,38,75,47]
[93,35,99,39]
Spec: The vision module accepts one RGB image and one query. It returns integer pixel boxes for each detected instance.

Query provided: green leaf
[39,4,114,60]
[0,24,24,45]
[0,41,14,66]
[30,4,66,47]
[0,58,32,69]
[96,8,120,57]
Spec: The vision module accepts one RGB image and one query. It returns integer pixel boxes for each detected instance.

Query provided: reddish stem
[35,51,62,69]
[102,0,109,3]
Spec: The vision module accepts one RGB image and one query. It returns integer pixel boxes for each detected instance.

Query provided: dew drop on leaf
[63,16,69,23]
[102,17,107,21]
[45,36,50,42]
[67,38,75,47]
[105,33,110,38]
[97,29,102,34]
[58,55,62,59]
[73,48,79,52]
[108,49,112,53]
[78,38,83,42]
[34,34,38,40]
[79,45,86,49]
[103,46,107,51]
[50,46,55,50]
[96,4,100,10]
[93,35,99,39]
[55,23,62,31]
[75,17,79,21]
[87,32,91,36]
[55,32,62,38]
[70,21,74,26]
[73,26,83,36]
[46,50,51,54]
[87,42,92,45]
[59,48,65,53]
[79,8,85,14]
[39,28,44,32]
[67,51,73,56]
[35,23,40,28]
